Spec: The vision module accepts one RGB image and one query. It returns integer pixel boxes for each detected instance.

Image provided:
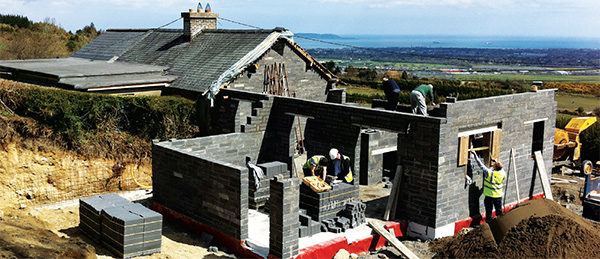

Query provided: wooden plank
[384,165,402,220]
[468,146,490,152]
[458,136,469,166]
[368,220,419,259]
[511,148,520,202]
[491,129,503,160]
[534,151,553,200]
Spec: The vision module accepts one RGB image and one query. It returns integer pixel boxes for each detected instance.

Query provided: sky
[1,0,599,39]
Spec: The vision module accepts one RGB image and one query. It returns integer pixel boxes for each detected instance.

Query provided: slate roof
[114,29,278,93]
[1,27,336,96]
[72,30,150,61]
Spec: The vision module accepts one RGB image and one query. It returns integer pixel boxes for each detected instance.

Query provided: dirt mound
[0,205,96,258]
[430,199,600,258]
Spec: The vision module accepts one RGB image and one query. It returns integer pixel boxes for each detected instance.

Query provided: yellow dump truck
[553,117,597,174]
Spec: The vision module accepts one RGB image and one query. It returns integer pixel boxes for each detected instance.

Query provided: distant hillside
[0,14,100,60]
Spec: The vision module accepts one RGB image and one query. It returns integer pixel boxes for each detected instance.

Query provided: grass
[452,74,600,84]
[555,93,600,111]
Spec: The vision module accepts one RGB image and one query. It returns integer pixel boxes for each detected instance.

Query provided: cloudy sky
[1,0,599,39]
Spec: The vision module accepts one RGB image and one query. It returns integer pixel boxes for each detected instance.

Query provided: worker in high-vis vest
[328,148,354,184]
[470,151,506,223]
[303,155,328,180]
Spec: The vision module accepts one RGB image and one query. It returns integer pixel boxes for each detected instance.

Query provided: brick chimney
[181,8,218,41]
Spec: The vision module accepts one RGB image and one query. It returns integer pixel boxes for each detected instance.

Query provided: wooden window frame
[458,129,502,166]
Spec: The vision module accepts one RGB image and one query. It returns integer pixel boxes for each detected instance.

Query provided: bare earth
[0,141,589,259]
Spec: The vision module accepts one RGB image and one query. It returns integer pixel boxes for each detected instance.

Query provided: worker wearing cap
[328,148,353,183]
[410,84,435,115]
[470,151,506,223]
[382,75,400,111]
[303,155,328,180]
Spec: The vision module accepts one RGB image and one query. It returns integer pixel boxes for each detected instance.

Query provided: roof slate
[116,29,274,93]
[72,30,150,61]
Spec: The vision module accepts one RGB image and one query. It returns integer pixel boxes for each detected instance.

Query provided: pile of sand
[430,199,600,258]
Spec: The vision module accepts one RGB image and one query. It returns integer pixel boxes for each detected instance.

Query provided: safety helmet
[329,148,339,160]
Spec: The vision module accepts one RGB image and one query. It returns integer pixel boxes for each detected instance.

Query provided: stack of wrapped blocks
[79,193,162,258]
[249,161,289,209]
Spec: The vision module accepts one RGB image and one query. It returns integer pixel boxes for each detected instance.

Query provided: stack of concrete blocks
[79,193,133,243]
[299,183,359,222]
[339,201,367,228]
[79,194,162,258]
[269,175,300,259]
[101,203,163,258]
[248,161,289,209]
[298,211,322,238]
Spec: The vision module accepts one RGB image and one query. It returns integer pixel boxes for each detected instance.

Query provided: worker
[303,155,328,180]
[328,148,353,183]
[410,84,435,115]
[470,151,506,223]
[381,75,400,111]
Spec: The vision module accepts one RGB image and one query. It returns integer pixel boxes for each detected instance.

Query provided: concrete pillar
[269,175,299,258]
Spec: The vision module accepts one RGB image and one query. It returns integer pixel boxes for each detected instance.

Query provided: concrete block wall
[269,175,300,259]
[359,129,398,185]
[211,94,274,135]
[435,90,556,228]
[395,89,557,239]
[327,88,346,104]
[153,133,267,240]
[257,95,442,185]
[395,121,442,228]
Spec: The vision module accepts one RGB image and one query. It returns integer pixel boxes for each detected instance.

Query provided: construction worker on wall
[328,148,353,184]
[410,84,435,115]
[381,74,400,111]
[470,151,506,223]
[303,155,328,180]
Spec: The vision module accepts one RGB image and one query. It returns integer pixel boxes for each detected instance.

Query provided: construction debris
[368,220,419,259]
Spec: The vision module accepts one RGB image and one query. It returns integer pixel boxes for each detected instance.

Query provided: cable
[129,165,152,189]
[158,17,183,29]
[218,17,263,30]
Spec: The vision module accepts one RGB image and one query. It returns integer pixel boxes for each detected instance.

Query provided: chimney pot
[205,3,212,13]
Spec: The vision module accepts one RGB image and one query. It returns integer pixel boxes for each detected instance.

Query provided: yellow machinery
[553,117,597,174]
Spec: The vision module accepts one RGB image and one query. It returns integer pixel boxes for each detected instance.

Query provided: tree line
[0,14,101,60]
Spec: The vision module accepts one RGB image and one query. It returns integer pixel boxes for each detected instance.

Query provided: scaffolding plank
[534,151,553,200]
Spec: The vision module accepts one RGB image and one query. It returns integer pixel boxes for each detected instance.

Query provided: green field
[321,59,452,69]
[452,74,600,84]
[345,86,600,112]
[555,93,600,111]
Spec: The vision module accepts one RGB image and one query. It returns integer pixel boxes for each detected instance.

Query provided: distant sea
[294,34,600,50]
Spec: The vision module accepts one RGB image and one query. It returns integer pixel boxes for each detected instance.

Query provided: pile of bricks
[80,194,162,258]
[339,201,367,228]
[249,161,288,209]
[298,210,321,237]
[299,183,359,222]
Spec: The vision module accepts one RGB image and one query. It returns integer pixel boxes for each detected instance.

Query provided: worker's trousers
[410,90,427,115]
[484,196,503,223]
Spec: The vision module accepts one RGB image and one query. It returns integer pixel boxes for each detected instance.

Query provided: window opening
[458,129,502,166]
